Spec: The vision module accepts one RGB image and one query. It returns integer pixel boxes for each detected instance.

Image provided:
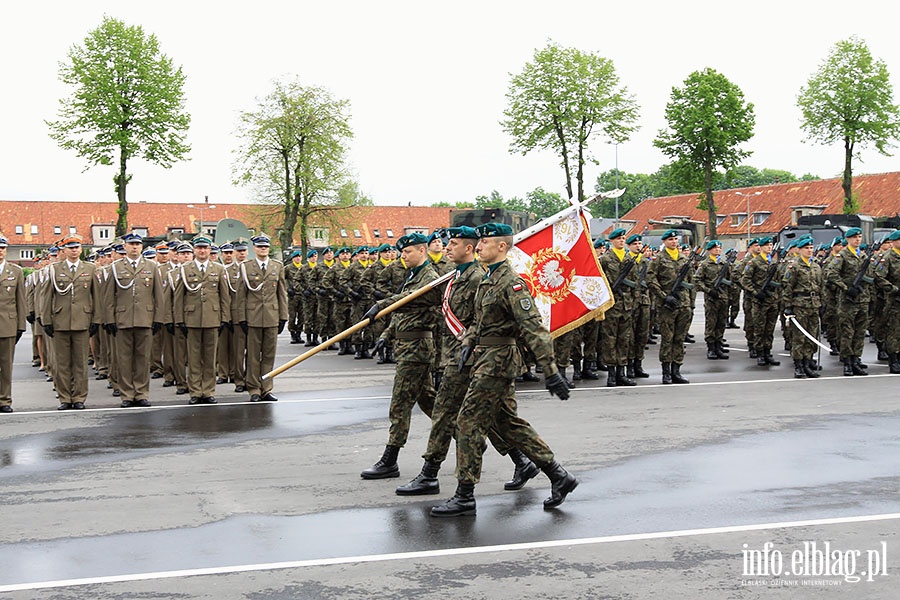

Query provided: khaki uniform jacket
[223,262,242,323]
[173,261,231,328]
[40,261,97,331]
[0,262,26,337]
[104,257,162,328]
[236,259,289,327]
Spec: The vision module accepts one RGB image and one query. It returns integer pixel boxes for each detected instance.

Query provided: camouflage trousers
[657,305,691,364]
[423,365,511,464]
[822,288,839,347]
[870,295,888,343]
[302,294,318,336]
[288,296,303,336]
[884,299,900,353]
[577,319,599,363]
[456,374,553,485]
[728,286,741,321]
[332,300,352,336]
[630,304,650,360]
[742,292,756,349]
[388,360,435,447]
[788,307,820,360]
[553,331,575,368]
[350,301,374,346]
[750,300,779,352]
[316,297,334,338]
[600,304,633,366]
[838,299,868,359]
[703,296,728,344]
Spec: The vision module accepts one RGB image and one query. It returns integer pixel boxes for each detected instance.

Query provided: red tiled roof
[613,172,900,237]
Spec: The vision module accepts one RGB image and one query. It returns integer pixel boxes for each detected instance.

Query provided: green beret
[705,240,722,250]
[608,227,627,240]
[396,232,429,250]
[844,227,862,237]
[377,243,392,253]
[446,226,480,240]
[660,229,679,240]
[306,249,318,258]
[886,230,900,241]
[796,237,814,249]
[323,246,335,254]
[748,238,759,246]
[757,236,773,245]
[475,222,514,237]
[338,246,351,254]
[626,234,642,245]
[593,237,605,249]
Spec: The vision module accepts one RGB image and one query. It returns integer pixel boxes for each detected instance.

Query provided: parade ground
[0,306,898,599]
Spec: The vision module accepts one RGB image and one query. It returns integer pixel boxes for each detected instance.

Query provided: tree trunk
[705,164,717,240]
[553,118,573,201]
[842,136,854,214]
[278,152,296,255]
[576,137,585,204]
[115,150,128,237]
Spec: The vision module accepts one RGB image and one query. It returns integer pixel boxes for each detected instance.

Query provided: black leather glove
[177,322,187,336]
[26,312,35,325]
[239,321,249,334]
[707,289,719,300]
[664,295,679,310]
[166,322,175,335]
[458,343,474,372]
[89,323,99,337]
[350,290,361,300]
[43,324,54,338]
[104,323,118,335]
[152,321,162,335]
[372,338,386,355]
[287,290,295,299]
[432,370,443,391]
[754,290,770,301]
[373,290,386,300]
[278,319,286,334]
[303,289,312,298]
[545,372,570,401]
[218,321,228,335]
[845,285,860,300]
[783,307,794,317]
[15,330,23,343]
[364,304,380,325]
[317,288,327,297]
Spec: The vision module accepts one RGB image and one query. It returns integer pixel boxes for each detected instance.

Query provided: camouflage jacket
[376,259,407,299]
[375,261,440,363]
[647,248,693,309]
[781,257,823,311]
[824,246,873,304]
[439,261,486,369]
[874,247,900,298]
[601,249,635,312]
[741,253,780,305]
[694,255,730,299]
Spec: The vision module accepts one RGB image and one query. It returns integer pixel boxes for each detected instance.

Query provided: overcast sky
[3,1,899,207]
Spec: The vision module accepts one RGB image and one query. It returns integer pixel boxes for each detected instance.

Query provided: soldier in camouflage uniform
[395,227,540,496]
[314,247,337,349]
[824,227,873,376]
[821,238,844,356]
[647,230,693,384]
[360,233,440,480]
[362,245,390,355]
[868,240,889,361]
[284,249,304,344]
[781,236,823,378]
[874,230,900,374]
[599,228,636,386]
[741,237,782,367]
[738,239,760,358]
[297,249,319,347]
[694,240,730,360]
[343,246,374,358]
[430,222,577,517]
[627,235,651,378]
[374,246,407,363]
[327,247,353,354]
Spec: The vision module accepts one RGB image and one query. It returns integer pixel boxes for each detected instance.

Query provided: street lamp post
[187,202,217,236]
[735,191,761,248]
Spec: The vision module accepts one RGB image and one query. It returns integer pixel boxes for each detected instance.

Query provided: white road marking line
[2,512,898,592]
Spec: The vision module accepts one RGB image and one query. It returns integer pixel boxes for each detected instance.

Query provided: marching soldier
[781,236,823,378]
[647,230,693,384]
[741,237,781,367]
[824,227,872,376]
[0,237,26,413]
[374,246,407,363]
[40,234,98,410]
[600,228,636,386]
[172,235,231,404]
[695,240,730,360]
[430,222,577,517]
[874,230,900,374]
[236,234,288,402]
[360,233,439,480]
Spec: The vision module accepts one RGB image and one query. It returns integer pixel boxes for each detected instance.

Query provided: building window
[311,227,328,241]
[31,225,38,235]
[716,215,726,227]
[353,229,361,238]
[19,249,34,259]
[340,229,348,237]
[54,226,62,235]
[731,214,746,226]
[99,228,111,239]
[69,226,77,235]
[373,229,381,238]
[14,225,23,235]
[404,227,428,235]
[386,229,394,238]
[169,228,183,235]
[752,213,770,226]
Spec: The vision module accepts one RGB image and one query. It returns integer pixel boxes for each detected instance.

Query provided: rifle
[665,246,703,308]
[611,255,637,293]
[709,248,738,297]
[637,258,649,289]
[846,252,874,299]
[755,244,783,300]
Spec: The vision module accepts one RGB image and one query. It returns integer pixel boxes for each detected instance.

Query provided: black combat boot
[877,342,889,361]
[337,340,350,356]
[765,349,780,366]
[615,365,636,386]
[606,365,617,387]
[661,362,672,385]
[581,361,599,380]
[803,358,820,378]
[559,367,575,389]
[707,342,719,360]
[358,342,373,359]
[626,359,636,379]
[595,361,608,372]
[430,482,476,517]
[361,445,401,479]
[504,448,540,491]
[843,357,854,376]
[856,356,868,369]
[541,461,579,509]
[290,332,300,344]
[851,356,868,376]
[633,359,650,378]
[684,333,695,343]
[829,343,840,356]
[793,359,806,379]
[521,367,540,382]
[889,353,900,374]
[671,363,689,384]
[572,359,582,381]
[305,334,318,347]
[757,348,768,366]
[384,346,396,364]
[749,347,757,359]
[396,460,441,495]
[727,318,739,329]
[353,345,362,359]
[715,342,730,360]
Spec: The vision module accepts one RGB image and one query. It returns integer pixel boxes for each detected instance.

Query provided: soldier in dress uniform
[215,242,237,384]
[236,234,287,402]
[647,229,693,384]
[0,236,26,413]
[599,227,636,386]
[874,229,900,374]
[40,234,98,410]
[227,239,248,392]
[430,223,577,517]
[781,236,823,378]
[820,237,845,356]
[297,249,319,347]
[172,235,231,404]
[149,243,170,380]
[824,227,873,376]
[360,233,440,480]
[359,245,389,356]
[103,233,162,408]
[284,249,305,345]
[695,240,731,360]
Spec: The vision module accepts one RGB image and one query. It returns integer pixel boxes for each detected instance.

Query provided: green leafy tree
[593,170,658,218]
[47,16,190,236]
[654,68,755,239]
[525,187,568,219]
[502,41,639,203]
[797,36,900,213]
[233,78,358,255]
[474,190,528,212]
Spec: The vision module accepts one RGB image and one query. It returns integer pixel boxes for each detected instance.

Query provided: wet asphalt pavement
[0,311,899,599]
